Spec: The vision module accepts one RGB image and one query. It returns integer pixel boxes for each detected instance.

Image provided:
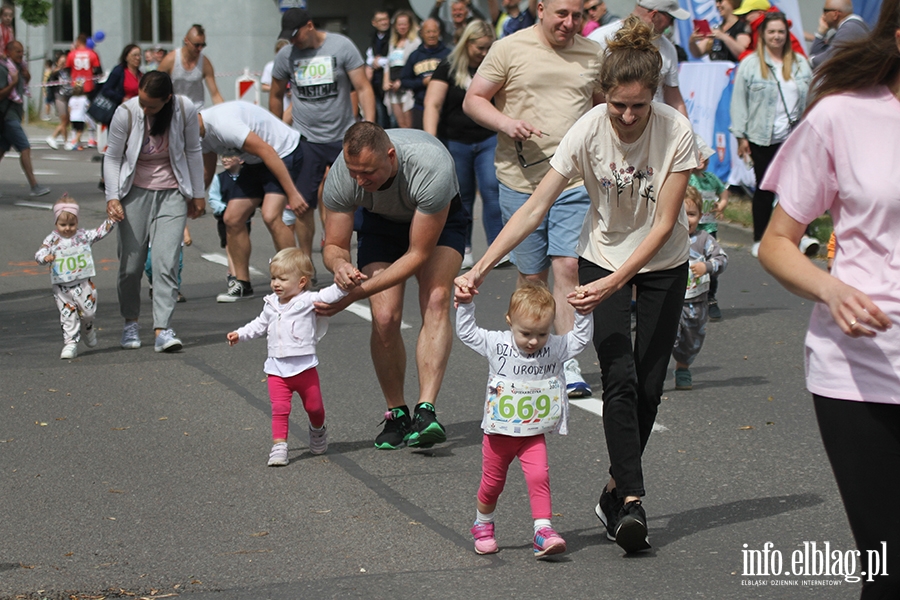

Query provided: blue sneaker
[120,322,141,349]
[565,359,592,398]
[154,328,183,353]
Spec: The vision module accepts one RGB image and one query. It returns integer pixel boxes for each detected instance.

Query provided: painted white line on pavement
[42,155,76,161]
[570,398,668,432]
[344,301,412,330]
[201,252,411,329]
[14,201,53,210]
[33,171,58,176]
[201,252,265,277]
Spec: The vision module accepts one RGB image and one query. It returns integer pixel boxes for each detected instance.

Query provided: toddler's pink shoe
[471,522,498,555]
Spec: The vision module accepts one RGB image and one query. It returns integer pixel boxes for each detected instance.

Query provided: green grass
[723,192,833,244]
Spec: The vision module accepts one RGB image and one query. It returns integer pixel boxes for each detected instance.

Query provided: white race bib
[51,245,95,284]
[294,56,334,87]
[484,375,564,436]
[685,259,710,299]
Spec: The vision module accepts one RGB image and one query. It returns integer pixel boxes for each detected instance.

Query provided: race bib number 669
[484,375,563,436]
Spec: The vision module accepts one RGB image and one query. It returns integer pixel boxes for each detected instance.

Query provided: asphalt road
[1,127,862,599]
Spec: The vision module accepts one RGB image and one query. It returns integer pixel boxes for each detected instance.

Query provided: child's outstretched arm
[87,218,116,244]
[562,311,594,360]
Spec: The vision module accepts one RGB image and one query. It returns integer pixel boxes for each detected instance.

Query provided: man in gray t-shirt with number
[316,123,467,451]
[270,8,375,264]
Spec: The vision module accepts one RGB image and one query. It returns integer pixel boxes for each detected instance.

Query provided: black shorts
[71,121,85,132]
[356,195,468,268]
[296,139,343,209]
[231,142,303,200]
[215,213,253,248]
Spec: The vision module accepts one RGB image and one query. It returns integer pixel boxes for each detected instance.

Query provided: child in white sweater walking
[227,248,355,466]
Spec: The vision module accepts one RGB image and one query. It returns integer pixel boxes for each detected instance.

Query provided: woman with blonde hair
[456,17,697,554]
[424,20,500,269]
[759,1,900,595]
[384,10,420,128]
[730,11,812,257]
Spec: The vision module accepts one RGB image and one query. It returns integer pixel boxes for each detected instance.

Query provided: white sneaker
[751,241,761,258]
[799,235,820,257]
[565,358,592,398]
[29,185,51,197]
[268,442,289,466]
[309,424,328,455]
[461,250,475,270]
[46,136,59,150]
[120,322,141,349]
[60,343,78,359]
[83,327,97,348]
[64,141,75,151]
[154,328,183,353]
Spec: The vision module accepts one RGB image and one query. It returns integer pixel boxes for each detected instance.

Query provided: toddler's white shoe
[60,343,78,359]
[309,424,328,455]
[268,442,289,466]
[84,328,98,348]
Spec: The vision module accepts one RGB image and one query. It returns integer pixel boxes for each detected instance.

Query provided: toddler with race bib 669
[35,195,115,359]
[455,282,593,558]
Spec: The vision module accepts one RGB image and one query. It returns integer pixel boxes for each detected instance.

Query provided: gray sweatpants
[672,299,709,366]
[116,187,187,330]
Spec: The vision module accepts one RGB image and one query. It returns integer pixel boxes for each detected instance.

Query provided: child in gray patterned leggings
[673,186,728,390]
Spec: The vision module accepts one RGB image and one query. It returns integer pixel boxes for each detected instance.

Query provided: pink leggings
[478,433,552,520]
[267,368,325,440]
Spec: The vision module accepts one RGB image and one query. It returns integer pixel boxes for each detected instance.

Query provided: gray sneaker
[309,424,328,455]
[120,322,141,349]
[83,327,98,348]
[154,328,183,353]
[30,185,51,197]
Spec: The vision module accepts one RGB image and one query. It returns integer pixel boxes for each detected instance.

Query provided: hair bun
[607,16,658,53]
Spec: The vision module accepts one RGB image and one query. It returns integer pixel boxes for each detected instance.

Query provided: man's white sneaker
[46,136,59,150]
[309,424,328,455]
[268,442,289,466]
[799,235,820,257]
[60,343,78,359]
[565,358,592,398]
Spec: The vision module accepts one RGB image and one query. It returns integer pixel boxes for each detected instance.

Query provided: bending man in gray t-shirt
[317,123,468,450]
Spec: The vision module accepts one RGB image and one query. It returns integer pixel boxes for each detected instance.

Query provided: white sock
[310,423,324,431]
[476,510,494,524]
[534,518,552,533]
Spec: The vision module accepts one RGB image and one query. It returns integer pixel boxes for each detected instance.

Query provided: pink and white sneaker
[533,526,566,558]
[471,522,499,555]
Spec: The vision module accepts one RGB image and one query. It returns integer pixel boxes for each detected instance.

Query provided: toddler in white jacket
[227,248,351,466]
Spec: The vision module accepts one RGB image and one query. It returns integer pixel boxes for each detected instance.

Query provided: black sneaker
[708,298,722,322]
[615,500,651,553]
[374,406,412,450]
[407,402,446,448]
[594,485,623,542]
[217,279,254,303]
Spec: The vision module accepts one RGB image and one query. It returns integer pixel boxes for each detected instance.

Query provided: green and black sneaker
[407,402,447,448]
[374,406,412,450]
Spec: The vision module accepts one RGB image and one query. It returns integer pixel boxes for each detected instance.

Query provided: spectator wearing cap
[734,0,807,60]
[269,8,376,263]
[810,0,869,69]
[588,0,691,118]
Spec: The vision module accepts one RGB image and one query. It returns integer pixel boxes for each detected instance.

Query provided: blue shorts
[356,195,468,269]
[0,117,30,153]
[498,183,590,275]
[232,142,303,201]
[297,139,343,210]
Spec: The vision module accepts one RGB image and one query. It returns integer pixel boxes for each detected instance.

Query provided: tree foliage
[14,0,53,27]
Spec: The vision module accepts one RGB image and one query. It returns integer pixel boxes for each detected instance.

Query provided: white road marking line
[33,171,58,176]
[14,201,53,210]
[344,301,411,330]
[202,252,411,328]
[201,252,265,277]
[42,155,76,161]
[569,398,668,432]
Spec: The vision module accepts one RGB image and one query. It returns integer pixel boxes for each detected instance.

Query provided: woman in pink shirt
[759,1,900,596]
